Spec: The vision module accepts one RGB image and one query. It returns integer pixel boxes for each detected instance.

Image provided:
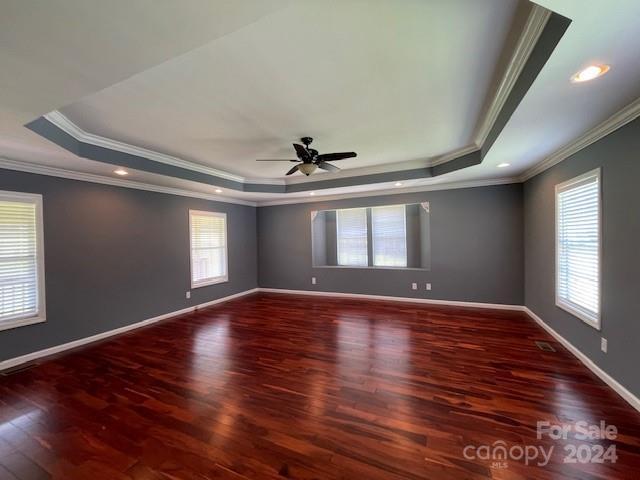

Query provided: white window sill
[191,276,229,289]
[0,315,46,332]
[556,299,600,330]
[313,265,428,271]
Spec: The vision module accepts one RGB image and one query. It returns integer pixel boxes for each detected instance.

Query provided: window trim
[189,210,228,289]
[0,190,46,332]
[554,168,602,330]
[371,204,408,268]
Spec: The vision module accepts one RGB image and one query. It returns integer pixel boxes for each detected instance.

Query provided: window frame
[189,210,228,289]
[0,190,46,332]
[554,168,602,330]
[371,204,408,268]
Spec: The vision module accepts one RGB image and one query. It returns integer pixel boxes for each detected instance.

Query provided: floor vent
[535,341,556,352]
[0,363,37,376]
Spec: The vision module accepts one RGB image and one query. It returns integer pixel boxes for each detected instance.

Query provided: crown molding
[284,144,480,185]
[282,160,427,184]
[474,5,551,145]
[1,155,522,208]
[44,110,483,187]
[243,176,286,185]
[0,157,257,206]
[427,144,479,167]
[44,111,285,186]
[20,93,639,207]
[520,96,640,181]
[256,177,520,207]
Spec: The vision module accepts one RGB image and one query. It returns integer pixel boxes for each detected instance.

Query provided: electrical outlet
[312,277,317,285]
[186,291,191,299]
[411,282,417,290]
[426,283,431,291]
[601,337,607,353]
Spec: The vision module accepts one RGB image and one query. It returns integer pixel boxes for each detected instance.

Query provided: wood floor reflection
[1,292,639,479]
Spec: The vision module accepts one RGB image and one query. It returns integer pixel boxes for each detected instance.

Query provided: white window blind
[336,208,368,266]
[556,169,600,328]
[0,192,45,329]
[190,211,228,288]
[372,205,407,267]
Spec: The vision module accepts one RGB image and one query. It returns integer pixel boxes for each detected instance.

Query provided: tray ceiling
[57,0,521,179]
[1,0,639,204]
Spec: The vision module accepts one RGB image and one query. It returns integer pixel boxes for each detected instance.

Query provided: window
[189,210,228,288]
[0,191,46,331]
[312,202,430,270]
[556,169,601,329]
[372,205,407,267]
[336,208,368,266]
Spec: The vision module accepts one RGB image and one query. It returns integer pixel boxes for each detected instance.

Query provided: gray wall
[258,184,524,305]
[0,168,258,361]
[524,116,640,398]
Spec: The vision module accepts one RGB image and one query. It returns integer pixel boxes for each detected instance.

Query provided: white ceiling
[0,0,288,121]
[1,0,639,205]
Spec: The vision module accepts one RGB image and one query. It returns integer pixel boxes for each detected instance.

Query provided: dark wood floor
[1,292,639,479]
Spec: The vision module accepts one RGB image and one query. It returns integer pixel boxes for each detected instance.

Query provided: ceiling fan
[256,137,357,176]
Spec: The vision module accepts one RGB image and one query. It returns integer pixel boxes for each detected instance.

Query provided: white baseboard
[257,287,524,311]
[523,307,640,413]
[0,288,259,372]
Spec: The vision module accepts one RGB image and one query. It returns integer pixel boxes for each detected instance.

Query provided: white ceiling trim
[11,97,640,207]
[0,157,257,207]
[474,4,551,145]
[427,144,480,167]
[0,155,520,208]
[45,110,486,186]
[284,144,479,184]
[257,177,520,207]
[44,111,285,186]
[283,159,426,184]
[520,96,640,181]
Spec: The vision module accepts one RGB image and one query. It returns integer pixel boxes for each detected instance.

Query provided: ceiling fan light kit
[298,163,318,176]
[256,137,357,176]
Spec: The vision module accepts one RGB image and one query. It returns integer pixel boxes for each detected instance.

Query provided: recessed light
[571,64,610,83]
[215,188,223,194]
[395,182,403,187]
[497,163,510,168]
[309,191,315,196]
[114,168,128,176]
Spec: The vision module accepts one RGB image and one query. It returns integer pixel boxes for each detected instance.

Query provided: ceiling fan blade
[316,152,357,161]
[255,159,299,162]
[317,162,340,172]
[293,143,312,161]
[285,164,300,176]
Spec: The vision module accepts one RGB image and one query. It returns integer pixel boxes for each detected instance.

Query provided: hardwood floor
[1,292,639,479]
